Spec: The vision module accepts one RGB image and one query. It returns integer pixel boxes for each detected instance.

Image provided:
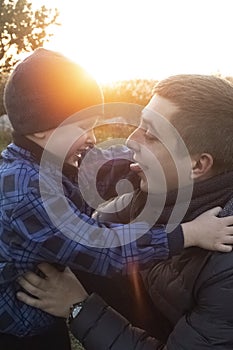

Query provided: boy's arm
[94,192,233,254]
[8,191,233,277]
[78,145,140,207]
[10,191,171,275]
[181,207,233,252]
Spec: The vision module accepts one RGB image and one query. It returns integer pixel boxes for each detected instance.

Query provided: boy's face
[127,95,192,194]
[34,118,97,166]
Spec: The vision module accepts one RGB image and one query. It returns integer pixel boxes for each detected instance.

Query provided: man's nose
[126,128,141,151]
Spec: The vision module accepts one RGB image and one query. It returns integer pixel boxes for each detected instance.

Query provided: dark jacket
[71,172,233,349]
[144,197,233,349]
[70,293,165,350]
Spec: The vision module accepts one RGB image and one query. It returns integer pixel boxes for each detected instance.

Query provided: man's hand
[182,207,233,252]
[17,263,88,318]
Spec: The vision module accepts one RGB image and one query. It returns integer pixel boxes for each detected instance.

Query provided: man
[1,48,223,350]
[17,74,233,349]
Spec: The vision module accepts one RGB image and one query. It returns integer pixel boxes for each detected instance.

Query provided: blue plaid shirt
[0,140,182,337]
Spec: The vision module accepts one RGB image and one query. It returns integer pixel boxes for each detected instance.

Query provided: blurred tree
[0,0,59,73]
[0,0,59,115]
[0,73,7,115]
[96,79,158,143]
[102,79,157,106]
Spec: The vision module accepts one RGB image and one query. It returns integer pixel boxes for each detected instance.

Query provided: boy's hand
[17,263,88,318]
[182,207,233,252]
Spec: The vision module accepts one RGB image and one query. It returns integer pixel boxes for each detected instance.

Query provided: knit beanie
[4,48,103,135]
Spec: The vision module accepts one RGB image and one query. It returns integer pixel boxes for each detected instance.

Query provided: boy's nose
[86,130,96,146]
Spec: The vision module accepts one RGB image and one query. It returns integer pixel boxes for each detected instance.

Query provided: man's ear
[191,153,214,180]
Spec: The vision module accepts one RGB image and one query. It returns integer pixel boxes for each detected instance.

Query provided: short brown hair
[153,74,233,173]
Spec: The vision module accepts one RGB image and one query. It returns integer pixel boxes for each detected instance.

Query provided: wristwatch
[68,300,86,323]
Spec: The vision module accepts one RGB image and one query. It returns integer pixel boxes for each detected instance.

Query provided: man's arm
[17,254,233,349]
[69,294,165,350]
[17,263,165,350]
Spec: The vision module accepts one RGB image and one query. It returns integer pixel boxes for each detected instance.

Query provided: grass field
[70,332,85,350]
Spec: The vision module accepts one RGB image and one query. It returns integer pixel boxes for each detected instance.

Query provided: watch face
[69,299,87,323]
[72,304,83,318]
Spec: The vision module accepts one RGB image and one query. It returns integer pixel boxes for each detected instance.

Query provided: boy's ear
[25,131,49,145]
[33,132,47,139]
[191,153,214,180]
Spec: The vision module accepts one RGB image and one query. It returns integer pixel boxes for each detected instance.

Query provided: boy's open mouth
[130,162,147,174]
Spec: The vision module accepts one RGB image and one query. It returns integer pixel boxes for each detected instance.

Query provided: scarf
[130,171,233,225]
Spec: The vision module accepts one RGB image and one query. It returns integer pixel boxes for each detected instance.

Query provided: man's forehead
[141,104,178,141]
[142,95,179,123]
[141,106,163,125]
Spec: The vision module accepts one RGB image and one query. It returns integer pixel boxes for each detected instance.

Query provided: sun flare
[39,0,233,84]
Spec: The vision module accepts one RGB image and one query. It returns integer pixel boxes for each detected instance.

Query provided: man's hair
[153,74,233,173]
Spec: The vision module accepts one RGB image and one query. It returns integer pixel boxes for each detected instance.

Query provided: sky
[34,0,233,83]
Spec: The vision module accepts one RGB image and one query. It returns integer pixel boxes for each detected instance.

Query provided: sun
[46,37,122,84]
[44,9,139,84]
[43,0,157,84]
[41,0,233,84]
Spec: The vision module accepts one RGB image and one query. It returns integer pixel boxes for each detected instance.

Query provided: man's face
[127,95,192,194]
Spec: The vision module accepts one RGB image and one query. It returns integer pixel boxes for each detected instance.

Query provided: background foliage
[0,0,59,73]
[102,79,156,105]
[0,0,59,115]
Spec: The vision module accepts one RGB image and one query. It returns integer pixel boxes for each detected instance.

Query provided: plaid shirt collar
[12,132,78,181]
